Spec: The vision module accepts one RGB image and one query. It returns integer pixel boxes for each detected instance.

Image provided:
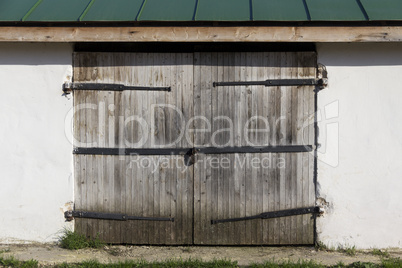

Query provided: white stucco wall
[316,43,402,249]
[0,42,401,248]
[0,43,74,243]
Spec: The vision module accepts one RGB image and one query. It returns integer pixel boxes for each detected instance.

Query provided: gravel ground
[1,244,401,267]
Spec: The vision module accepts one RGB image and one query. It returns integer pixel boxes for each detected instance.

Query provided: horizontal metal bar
[73,147,193,156]
[196,145,312,154]
[65,210,174,222]
[211,206,319,224]
[74,146,311,156]
[213,79,323,87]
[64,83,171,92]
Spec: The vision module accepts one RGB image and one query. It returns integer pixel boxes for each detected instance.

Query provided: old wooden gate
[69,51,318,245]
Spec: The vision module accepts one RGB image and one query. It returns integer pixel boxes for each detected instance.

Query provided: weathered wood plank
[151,54,161,244]
[289,52,299,244]
[192,52,202,244]
[115,54,126,244]
[243,53,252,245]
[73,154,82,236]
[183,53,194,245]
[226,54,236,244]
[232,53,243,244]
[88,93,99,240]
[249,53,259,245]
[3,26,402,43]
[239,53,248,245]
[261,53,271,244]
[307,53,317,244]
[205,52,214,243]
[217,53,225,245]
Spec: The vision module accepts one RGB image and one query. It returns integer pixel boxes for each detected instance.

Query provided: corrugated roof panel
[0,0,39,21]
[2,0,401,23]
[138,0,196,21]
[81,0,143,21]
[306,0,367,21]
[360,0,402,21]
[195,0,250,21]
[25,0,92,21]
[252,0,308,21]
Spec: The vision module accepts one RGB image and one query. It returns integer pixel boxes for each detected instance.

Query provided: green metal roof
[82,0,143,21]
[0,0,400,22]
[0,0,38,21]
[360,0,402,20]
[195,0,250,21]
[25,0,92,22]
[306,0,367,21]
[252,0,309,21]
[138,0,196,21]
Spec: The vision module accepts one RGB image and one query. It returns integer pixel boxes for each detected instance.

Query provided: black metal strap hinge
[197,145,312,154]
[211,206,320,224]
[63,82,171,93]
[213,78,327,88]
[73,147,193,156]
[64,210,174,222]
[73,145,312,156]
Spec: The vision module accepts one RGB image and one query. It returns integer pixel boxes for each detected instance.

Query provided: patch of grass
[315,241,335,252]
[347,261,378,268]
[0,248,11,254]
[1,256,401,268]
[370,249,390,258]
[334,261,345,267]
[251,259,325,268]
[337,246,357,256]
[0,255,38,268]
[59,229,104,250]
[250,258,402,268]
[344,247,357,257]
[381,257,402,268]
[87,235,104,249]
[315,241,328,251]
[58,258,238,268]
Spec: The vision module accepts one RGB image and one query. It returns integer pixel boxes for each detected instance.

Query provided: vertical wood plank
[166,54,177,244]
[192,52,201,244]
[288,52,298,245]
[307,53,317,244]
[272,53,282,245]
[176,54,186,244]
[249,53,258,245]
[232,53,243,244]
[262,53,271,244]
[185,49,194,244]
[239,52,247,245]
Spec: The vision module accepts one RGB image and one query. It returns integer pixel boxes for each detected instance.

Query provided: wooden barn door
[72,53,194,244]
[192,52,316,245]
[71,51,317,245]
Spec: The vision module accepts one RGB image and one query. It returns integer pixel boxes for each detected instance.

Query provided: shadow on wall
[316,43,402,66]
[0,43,73,65]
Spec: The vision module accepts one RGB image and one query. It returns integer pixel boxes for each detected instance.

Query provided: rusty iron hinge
[211,206,321,224]
[62,82,171,95]
[65,210,174,222]
[213,79,327,89]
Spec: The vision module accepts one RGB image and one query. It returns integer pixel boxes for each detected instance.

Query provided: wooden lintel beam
[0,26,402,42]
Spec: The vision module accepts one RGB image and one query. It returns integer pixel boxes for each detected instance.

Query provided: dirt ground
[1,244,401,266]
